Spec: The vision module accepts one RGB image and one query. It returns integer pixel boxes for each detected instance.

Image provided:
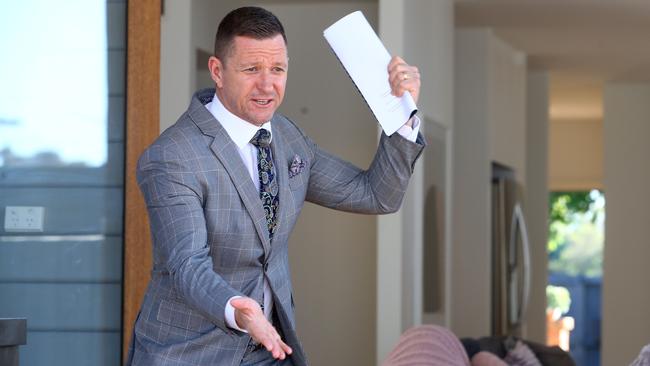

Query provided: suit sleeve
[304,130,426,214]
[136,144,243,334]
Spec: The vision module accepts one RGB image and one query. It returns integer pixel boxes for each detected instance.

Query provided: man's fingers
[387,55,422,103]
[264,338,285,360]
[269,330,290,359]
[388,58,415,80]
[390,68,420,86]
[388,63,420,95]
[390,75,420,97]
[388,56,406,72]
[263,339,274,353]
[230,297,258,311]
[279,339,293,355]
[252,325,290,359]
[230,297,247,309]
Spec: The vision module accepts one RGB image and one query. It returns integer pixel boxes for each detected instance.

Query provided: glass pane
[0,1,125,365]
[0,0,107,167]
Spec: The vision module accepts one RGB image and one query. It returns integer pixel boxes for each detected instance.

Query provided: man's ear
[208,56,224,88]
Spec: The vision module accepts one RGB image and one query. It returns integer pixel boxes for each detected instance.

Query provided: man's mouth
[253,99,272,106]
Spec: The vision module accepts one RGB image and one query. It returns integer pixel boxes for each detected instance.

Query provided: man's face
[209,35,288,126]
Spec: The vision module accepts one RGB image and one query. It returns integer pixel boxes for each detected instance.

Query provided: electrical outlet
[4,206,45,232]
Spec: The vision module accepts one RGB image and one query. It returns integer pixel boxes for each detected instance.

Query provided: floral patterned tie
[250,129,279,240]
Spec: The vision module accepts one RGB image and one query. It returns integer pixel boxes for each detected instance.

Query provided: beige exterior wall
[548,118,603,191]
[602,83,650,366]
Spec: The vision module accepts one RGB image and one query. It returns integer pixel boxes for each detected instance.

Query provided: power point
[4,206,45,233]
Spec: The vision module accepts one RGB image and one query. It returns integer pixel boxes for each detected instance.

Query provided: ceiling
[455,0,650,121]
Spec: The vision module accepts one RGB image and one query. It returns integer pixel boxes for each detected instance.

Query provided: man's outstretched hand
[230,297,293,360]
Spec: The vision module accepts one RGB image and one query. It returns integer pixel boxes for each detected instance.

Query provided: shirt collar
[206,93,272,149]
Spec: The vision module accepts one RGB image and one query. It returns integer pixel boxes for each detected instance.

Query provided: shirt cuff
[396,115,421,142]
[225,296,248,333]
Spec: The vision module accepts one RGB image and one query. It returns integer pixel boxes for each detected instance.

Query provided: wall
[602,83,650,366]
[160,0,192,132]
[548,119,603,190]
[488,36,527,180]
[524,71,550,343]
[452,28,528,337]
[160,0,225,131]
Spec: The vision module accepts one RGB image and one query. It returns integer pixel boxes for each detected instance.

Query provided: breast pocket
[289,164,309,191]
[287,156,308,191]
[288,174,305,191]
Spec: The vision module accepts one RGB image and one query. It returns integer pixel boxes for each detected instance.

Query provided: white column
[451,29,492,337]
[524,71,549,343]
[602,83,650,366]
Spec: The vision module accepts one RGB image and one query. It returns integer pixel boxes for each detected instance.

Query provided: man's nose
[256,71,274,92]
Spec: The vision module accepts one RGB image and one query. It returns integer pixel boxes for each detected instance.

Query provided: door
[0,1,127,364]
[491,163,531,337]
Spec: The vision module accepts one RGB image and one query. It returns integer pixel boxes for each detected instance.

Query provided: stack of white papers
[324,11,418,136]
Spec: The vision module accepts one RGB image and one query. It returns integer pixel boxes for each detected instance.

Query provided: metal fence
[549,273,602,366]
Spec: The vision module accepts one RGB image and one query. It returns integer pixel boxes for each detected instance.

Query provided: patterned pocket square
[289,154,305,178]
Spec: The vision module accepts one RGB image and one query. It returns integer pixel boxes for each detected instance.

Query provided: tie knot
[250,129,271,148]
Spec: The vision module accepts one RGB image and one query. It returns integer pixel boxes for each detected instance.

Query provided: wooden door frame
[123,0,160,362]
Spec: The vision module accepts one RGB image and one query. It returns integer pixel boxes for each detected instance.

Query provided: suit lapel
[188,90,271,258]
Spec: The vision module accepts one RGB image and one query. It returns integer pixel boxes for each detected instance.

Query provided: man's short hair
[214,6,287,62]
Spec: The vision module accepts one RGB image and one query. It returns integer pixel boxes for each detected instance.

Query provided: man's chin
[247,113,275,126]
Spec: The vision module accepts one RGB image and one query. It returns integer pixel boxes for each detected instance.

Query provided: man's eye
[273,67,285,73]
[244,67,257,72]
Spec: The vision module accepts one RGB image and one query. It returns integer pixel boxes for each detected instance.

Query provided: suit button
[263,261,269,272]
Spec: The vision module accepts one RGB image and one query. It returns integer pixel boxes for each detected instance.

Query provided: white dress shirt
[205,93,420,332]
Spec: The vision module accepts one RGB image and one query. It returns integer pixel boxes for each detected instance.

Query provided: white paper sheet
[323,11,418,136]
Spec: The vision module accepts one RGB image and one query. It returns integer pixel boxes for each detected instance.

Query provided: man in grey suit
[127,6,424,366]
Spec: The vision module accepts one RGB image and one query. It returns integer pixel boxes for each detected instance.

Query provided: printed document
[324,11,418,136]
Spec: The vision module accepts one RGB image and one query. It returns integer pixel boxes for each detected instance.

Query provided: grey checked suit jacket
[127,88,425,365]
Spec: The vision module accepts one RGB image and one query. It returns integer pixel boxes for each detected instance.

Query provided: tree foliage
[548,190,604,277]
[547,285,572,315]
